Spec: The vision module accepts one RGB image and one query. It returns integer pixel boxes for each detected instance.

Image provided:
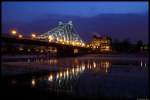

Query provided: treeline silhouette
[111,39,148,53]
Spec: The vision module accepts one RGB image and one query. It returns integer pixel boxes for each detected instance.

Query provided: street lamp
[48,35,53,42]
[11,29,17,36]
[81,43,85,47]
[31,33,36,39]
[18,34,23,38]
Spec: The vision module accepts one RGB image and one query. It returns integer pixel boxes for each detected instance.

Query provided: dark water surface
[1,54,149,99]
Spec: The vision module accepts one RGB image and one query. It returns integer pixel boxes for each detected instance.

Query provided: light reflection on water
[140,60,147,67]
[6,57,148,98]
[30,60,112,93]
[31,79,36,87]
[28,57,148,69]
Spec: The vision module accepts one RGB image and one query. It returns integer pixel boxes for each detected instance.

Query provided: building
[89,35,112,52]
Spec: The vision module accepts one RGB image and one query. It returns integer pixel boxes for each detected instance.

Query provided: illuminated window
[74,49,78,53]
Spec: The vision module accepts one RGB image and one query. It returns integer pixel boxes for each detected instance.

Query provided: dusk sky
[2,2,148,43]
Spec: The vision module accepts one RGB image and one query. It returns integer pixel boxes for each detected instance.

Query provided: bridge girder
[37,21,85,46]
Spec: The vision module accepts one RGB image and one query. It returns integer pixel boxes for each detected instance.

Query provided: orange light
[48,35,53,41]
[59,72,62,77]
[31,79,36,86]
[48,74,53,81]
[31,33,36,38]
[59,39,63,42]
[72,41,75,45]
[105,46,110,49]
[11,30,17,35]
[66,40,69,44]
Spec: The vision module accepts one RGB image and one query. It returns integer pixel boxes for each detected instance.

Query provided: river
[1,54,149,99]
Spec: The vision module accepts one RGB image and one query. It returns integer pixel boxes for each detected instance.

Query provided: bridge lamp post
[76,42,80,46]
[72,41,75,46]
[11,29,17,36]
[59,39,63,44]
[48,35,53,42]
[86,44,90,48]
[81,43,85,47]
[18,34,23,39]
[31,33,36,39]
[66,40,69,45]
[74,41,77,46]
[60,39,64,44]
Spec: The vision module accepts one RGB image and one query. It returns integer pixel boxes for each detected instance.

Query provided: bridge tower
[36,21,85,47]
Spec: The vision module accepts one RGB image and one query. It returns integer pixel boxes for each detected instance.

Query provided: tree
[136,40,143,52]
[112,39,121,52]
[122,38,132,52]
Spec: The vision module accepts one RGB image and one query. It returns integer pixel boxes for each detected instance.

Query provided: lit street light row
[10,29,37,39]
[10,29,88,48]
[11,29,23,39]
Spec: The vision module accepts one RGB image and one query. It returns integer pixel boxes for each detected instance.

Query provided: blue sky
[2,2,149,43]
[2,2,148,21]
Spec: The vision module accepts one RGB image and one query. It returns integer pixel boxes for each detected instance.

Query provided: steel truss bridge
[2,21,92,57]
[36,21,85,47]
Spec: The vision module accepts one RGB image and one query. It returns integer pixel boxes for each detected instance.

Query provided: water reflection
[34,58,58,65]
[33,58,147,69]
[141,60,143,67]
[5,56,148,98]
[31,79,36,87]
[48,59,57,65]
[93,61,96,68]
[140,60,147,67]
[48,74,53,82]
[100,61,111,73]
[30,59,112,93]
[145,63,147,67]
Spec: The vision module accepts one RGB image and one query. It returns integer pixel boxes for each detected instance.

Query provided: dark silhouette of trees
[112,38,133,53]
[135,40,143,52]
[122,39,132,52]
[112,39,121,52]
[112,39,147,53]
